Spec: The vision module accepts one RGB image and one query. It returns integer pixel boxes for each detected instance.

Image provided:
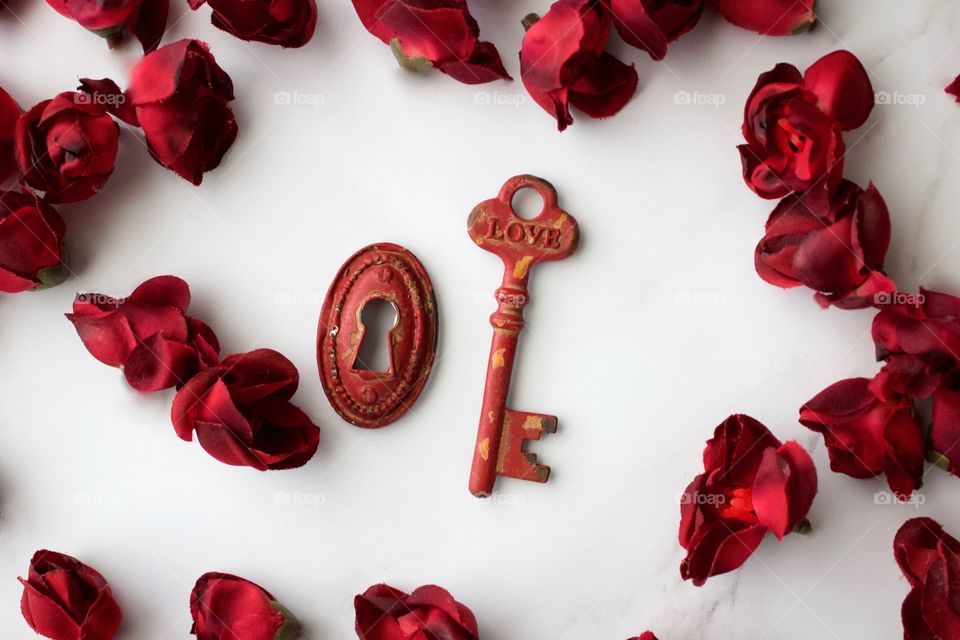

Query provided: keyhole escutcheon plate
[317,243,438,429]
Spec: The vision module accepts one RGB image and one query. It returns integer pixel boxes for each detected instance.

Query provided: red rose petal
[792,215,860,293]
[946,75,960,102]
[438,40,512,84]
[680,519,767,586]
[931,388,960,475]
[245,398,320,470]
[123,333,199,392]
[172,369,218,441]
[753,441,816,539]
[0,200,65,290]
[804,49,874,130]
[0,86,19,183]
[126,0,169,52]
[195,419,266,470]
[851,182,891,269]
[710,0,815,35]
[894,518,958,587]
[610,0,668,59]
[220,349,299,403]
[568,52,639,119]
[127,40,197,105]
[900,586,935,639]
[67,309,138,367]
[128,275,191,311]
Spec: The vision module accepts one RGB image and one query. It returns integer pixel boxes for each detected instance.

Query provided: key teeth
[496,409,556,484]
[534,464,551,483]
[540,416,558,434]
[524,450,551,483]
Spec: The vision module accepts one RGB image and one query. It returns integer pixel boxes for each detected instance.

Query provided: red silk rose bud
[352,0,509,84]
[521,0,638,131]
[754,179,895,309]
[740,51,873,208]
[355,583,479,640]
[81,39,237,186]
[44,0,167,52]
[628,634,659,640]
[14,92,119,203]
[172,349,320,470]
[894,518,960,639]
[66,276,220,391]
[610,0,703,60]
[19,550,122,640]
[127,39,236,185]
[0,190,68,293]
[189,0,317,48]
[799,377,923,498]
[679,414,817,586]
[709,0,815,35]
[191,573,300,640]
[0,86,19,183]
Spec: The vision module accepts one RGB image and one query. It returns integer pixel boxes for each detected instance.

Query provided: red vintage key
[467,175,579,498]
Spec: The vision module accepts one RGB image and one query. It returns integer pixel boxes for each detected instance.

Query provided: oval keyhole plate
[317,243,438,429]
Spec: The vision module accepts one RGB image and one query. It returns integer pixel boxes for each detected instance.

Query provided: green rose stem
[90,26,126,49]
[389,38,432,73]
[928,449,951,471]
[273,601,303,640]
[34,243,70,291]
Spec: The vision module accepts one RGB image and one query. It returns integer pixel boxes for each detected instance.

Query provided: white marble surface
[1,1,960,638]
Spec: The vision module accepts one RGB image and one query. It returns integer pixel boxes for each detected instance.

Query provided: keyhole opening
[511,187,545,220]
[353,297,399,373]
